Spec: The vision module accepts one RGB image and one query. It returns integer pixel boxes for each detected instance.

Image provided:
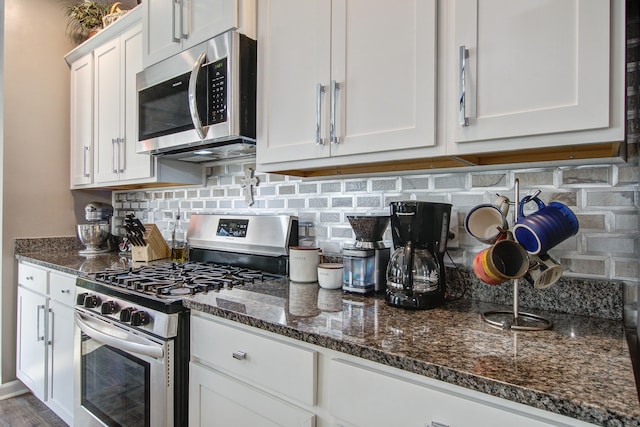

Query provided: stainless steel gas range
[74,214,298,427]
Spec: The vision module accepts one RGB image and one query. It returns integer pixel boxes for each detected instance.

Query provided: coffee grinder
[386,201,452,309]
[342,216,390,294]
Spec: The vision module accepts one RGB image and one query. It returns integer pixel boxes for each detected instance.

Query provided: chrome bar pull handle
[112,139,118,174]
[181,0,190,39]
[36,305,45,342]
[83,146,90,177]
[330,80,340,144]
[459,46,469,127]
[172,0,181,42]
[315,84,325,145]
[232,350,246,360]
[118,138,125,173]
[47,308,53,346]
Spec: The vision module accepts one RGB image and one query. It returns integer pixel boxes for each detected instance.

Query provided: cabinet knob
[26,275,34,280]
[61,289,71,294]
[232,351,247,360]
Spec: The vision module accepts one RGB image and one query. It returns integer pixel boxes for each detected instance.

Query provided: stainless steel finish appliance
[385,201,452,309]
[77,202,114,255]
[136,30,257,163]
[74,214,298,426]
[342,216,390,294]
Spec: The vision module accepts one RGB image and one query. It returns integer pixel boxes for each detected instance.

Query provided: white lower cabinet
[189,312,316,426]
[189,363,315,427]
[190,310,599,427]
[329,358,597,427]
[16,284,47,401]
[16,262,76,426]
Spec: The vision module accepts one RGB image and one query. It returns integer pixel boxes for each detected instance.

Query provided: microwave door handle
[188,52,208,140]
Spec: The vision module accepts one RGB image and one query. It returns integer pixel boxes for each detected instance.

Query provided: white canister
[289,247,322,283]
[317,263,343,289]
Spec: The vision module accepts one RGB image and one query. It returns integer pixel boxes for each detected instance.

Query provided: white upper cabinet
[70,54,93,187]
[66,7,203,190]
[257,0,439,170]
[93,24,151,184]
[142,0,254,68]
[446,0,624,155]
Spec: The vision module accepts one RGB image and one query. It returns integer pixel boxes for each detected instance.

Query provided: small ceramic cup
[317,263,343,289]
[289,246,322,283]
[464,195,511,245]
[525,253,563,289]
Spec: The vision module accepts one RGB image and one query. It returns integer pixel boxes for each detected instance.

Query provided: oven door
[74,310,174,427]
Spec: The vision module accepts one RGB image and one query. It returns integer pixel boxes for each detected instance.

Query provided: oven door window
[81,332,150,427]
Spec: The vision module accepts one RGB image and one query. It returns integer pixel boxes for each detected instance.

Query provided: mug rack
[480,178,553,331]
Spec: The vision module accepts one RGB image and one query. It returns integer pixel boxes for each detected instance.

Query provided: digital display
[216,219,249,238]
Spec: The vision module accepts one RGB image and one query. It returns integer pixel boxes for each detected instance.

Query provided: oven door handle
[75,312,164,359]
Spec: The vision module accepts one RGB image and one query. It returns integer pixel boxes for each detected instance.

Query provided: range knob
[100,300,119,315]
[76,292,88,306]
[83,294,101,308]
[119,307,135,322]
[130,310,150,327]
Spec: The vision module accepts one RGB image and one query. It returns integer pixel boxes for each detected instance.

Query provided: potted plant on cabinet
[63,0,111,44]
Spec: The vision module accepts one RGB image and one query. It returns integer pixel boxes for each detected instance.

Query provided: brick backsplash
[113,159,639,284]
[114,4,640,287]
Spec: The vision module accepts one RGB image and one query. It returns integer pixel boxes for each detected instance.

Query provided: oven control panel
[75,288,178,339]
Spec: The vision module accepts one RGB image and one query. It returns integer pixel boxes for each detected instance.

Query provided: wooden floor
[0,393,67,427]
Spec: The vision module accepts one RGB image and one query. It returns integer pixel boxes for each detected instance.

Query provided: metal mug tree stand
[480,178,553,331]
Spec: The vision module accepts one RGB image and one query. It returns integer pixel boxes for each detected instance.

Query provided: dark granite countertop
[15,247,640,426]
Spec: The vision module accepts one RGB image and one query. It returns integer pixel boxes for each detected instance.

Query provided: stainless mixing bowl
[77,223,111,252]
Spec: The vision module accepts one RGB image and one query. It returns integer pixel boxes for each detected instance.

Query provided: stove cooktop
[78,261,283,313]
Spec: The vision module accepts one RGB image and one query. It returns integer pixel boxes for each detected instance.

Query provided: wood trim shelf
[270,142,625,178]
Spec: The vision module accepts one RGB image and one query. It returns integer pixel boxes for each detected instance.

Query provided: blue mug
[513,196,579,255]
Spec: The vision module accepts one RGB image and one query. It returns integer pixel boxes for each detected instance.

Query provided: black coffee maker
[385,201,452,309]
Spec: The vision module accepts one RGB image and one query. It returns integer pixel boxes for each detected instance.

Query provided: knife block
[131,224,171,262]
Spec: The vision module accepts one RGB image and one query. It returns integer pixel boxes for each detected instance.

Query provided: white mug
[465,195,511,245]
[289,247,322,283]
[526,253,563,289]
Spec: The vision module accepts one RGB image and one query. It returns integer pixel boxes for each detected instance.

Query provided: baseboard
[0,380,28,400]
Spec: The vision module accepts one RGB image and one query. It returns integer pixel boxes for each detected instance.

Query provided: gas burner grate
[89,261,281,301]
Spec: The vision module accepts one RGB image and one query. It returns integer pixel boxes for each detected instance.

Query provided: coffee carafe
[386,201,452,309]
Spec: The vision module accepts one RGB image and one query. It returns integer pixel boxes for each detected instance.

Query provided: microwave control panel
[208,57,228,124]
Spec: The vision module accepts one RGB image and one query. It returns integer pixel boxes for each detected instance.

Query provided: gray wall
[2,0,76,389]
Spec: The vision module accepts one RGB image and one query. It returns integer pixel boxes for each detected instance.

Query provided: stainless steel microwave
[136,31,256,162]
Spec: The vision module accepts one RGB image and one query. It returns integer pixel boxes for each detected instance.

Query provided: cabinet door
[119,24,153,182]
[257,0,332,164]
[47,300,75,426]
[142,0,182,67]
[329,358,563,427]
[189,362,315,427]
[93,37,121,184]
[182,0,239,51]
[451,0,610,145]
[16,287,47,402]
[70,54,93,187]
[330,0,437,157]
